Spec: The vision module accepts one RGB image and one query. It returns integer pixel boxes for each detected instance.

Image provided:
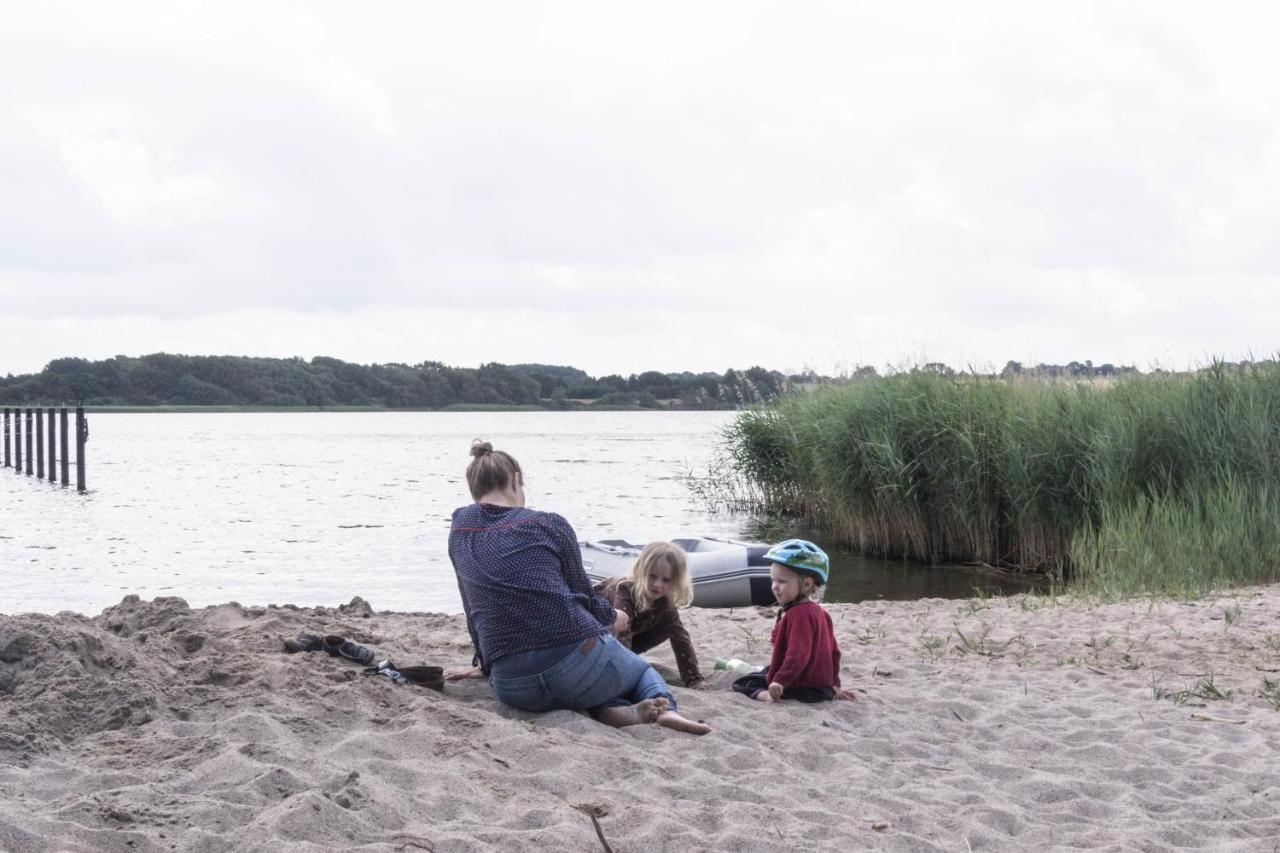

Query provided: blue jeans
[489,633,676,713]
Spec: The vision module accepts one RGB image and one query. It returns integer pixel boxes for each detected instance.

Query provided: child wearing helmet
[731,539,857,703]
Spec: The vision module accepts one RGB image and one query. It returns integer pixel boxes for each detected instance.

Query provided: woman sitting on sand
[443,440,710,735]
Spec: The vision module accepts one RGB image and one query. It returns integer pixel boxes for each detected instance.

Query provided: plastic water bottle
[714,657,755,675]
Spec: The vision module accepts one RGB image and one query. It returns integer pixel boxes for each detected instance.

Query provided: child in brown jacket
[594,541,705,687]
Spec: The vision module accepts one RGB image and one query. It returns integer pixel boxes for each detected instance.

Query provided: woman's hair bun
[470,439,493,458]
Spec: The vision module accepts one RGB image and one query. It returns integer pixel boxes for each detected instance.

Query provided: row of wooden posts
[2,406,87,492]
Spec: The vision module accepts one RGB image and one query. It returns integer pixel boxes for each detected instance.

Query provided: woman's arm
[449,544,487,674]
[544,513,616,627]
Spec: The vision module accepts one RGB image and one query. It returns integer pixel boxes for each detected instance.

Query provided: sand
[3,587,1280,852]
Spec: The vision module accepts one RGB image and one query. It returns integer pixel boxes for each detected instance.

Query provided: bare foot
[595,697,668,728]
[657,711,711,735]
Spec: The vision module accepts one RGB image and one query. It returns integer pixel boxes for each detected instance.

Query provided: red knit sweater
[766,600,842,689]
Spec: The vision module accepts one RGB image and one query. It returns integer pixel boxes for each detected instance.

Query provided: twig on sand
[950,708,965,722]
[389,836,436,852]
[1190,713,1246,725]
[576,805,616,853]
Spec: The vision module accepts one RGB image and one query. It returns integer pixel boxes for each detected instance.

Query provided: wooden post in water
[12,407,20,473]
[36,407,44,479]
[75,406,86,492]
[47,407,56,482]
[25,408,33,475]
[60,407,70,487]
[3,408,9,468]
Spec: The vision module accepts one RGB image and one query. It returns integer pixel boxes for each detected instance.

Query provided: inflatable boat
[580,537,775,608]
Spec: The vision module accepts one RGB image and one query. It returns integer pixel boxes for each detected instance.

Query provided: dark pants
[732,672,835,703]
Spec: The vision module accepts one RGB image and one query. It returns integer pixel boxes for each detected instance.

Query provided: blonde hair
[466,439,522,500]
[630,541,693,611]
[798,575,825,604]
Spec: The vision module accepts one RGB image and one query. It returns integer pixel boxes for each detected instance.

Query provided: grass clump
[1152,673,1232,705]
[722,362,1280,596]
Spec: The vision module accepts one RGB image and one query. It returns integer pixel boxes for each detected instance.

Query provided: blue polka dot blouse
[448,502,616,671]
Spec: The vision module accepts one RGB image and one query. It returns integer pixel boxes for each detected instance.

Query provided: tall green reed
[722,362,1280,594]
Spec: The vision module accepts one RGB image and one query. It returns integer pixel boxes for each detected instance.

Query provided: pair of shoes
[282,633,324,653]
[281,632,377,667]
[323,635,376,666]
[364,661,445,691]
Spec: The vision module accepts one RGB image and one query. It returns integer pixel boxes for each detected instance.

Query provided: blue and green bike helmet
[763,538,830,585]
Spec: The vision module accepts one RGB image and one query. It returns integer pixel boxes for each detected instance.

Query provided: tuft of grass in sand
[1259,677,1280,711]
[1194,674,1230,701]
[952,624,997,656]
[855,623,886,645]
[737,625,764,656]
[1152,673,1233,705]
[1222,602,1243,633]
[918,633,947,661]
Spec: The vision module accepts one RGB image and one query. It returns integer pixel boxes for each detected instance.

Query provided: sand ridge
[3,588,1280,851]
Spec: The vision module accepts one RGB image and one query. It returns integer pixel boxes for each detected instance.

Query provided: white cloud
[2,1,1279,377]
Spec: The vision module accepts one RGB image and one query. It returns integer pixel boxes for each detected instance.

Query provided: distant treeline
[3,353,1238,410]
[0,354,796,410]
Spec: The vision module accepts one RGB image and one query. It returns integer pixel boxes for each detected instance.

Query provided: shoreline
[3,589,1279,850]
[32,405,731,414]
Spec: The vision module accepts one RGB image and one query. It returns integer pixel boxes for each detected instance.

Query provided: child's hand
[767,681,785,701]
[611,610,630,636]
[836,688,858,701]
[443,666,481,681]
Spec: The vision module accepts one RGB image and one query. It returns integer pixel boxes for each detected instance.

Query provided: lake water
[0,412,1043,616]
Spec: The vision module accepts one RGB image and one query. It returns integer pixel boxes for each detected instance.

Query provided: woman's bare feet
[657,711,711,735]
[596,697,668,728]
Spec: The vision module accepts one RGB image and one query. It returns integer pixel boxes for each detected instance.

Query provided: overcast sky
[2,2,1278,378]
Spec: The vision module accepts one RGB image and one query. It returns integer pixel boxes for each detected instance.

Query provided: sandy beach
[3,588,1280,852]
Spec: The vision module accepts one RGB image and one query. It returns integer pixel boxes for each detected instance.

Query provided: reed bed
[723,363,1280,595]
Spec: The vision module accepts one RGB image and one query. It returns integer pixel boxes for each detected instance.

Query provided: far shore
[3,587,1279,850]
[47,404,726,413]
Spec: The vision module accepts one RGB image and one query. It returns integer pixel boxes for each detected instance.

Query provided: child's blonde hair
[794,572,825,604]
[630,541,693,611]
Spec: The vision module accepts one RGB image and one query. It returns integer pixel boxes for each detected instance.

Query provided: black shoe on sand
[323,635,376,666]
